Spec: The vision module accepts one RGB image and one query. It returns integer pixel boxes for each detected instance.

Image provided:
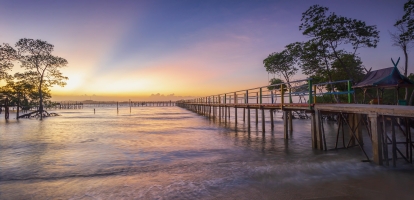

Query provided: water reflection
[1,106,414,199]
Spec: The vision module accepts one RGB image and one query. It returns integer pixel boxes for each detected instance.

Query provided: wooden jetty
[54,102,84,109]
[82,101,176,107]
[176,79,414,166]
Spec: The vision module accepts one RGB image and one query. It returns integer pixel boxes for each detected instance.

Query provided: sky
[0,0,411,101]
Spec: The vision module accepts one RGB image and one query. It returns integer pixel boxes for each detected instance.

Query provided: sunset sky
[0,0,411,101]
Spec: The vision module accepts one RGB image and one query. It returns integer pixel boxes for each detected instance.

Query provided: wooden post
[355,114,363,145]
[283,110,288,139]
[255,92,259,123]
[243,108,245,122]
[347,80,352,103]
[255,108,258,125]
[261,108,265,132]
[117,102,119,113]
[270,109,274,130]
[369,114,383,165]
[314,110,323,149]
[309,79,313,109]
[311,112,317,148]
[288,111,293,134]
[247,107,251,130]
[313,85,317,104]
[259,88,262,104]
[234,93,238,124]
[391,117,397,167]
[348,114,356,146]
[224,94,227,123]
[5,97,9,119]
[16,98,20,120]
[218,95,221,120]
[235,107,237,124]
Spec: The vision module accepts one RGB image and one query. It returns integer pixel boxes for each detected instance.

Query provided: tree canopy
[263,42,301,84]
[299,5,379,78]
[0,43,17,80]
[15,38,68,119]
[267,78,284,90]
[396,0,414,40]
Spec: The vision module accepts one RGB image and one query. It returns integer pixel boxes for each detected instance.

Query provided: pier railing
[178,79,354,108]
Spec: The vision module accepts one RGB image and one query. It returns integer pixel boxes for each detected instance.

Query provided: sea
[1,105,414,199]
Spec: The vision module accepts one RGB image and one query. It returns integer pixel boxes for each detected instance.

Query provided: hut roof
[353,66,414,89]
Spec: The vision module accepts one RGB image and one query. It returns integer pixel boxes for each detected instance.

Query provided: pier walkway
[176,79,414,166]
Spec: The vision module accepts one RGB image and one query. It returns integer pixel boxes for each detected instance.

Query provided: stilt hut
[353,64,413,105]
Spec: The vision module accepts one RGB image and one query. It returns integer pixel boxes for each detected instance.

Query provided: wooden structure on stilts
[177,78,414,166]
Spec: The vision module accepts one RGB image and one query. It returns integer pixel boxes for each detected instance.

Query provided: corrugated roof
[353,67,413,88]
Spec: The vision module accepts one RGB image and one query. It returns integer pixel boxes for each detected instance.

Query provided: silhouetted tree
[396,0,414,40]
[15,39,68,119]
[263,42,301,85]
[393,0,414,101]
[0,43,17,80]
[267,78,284,90]
[299,5,379,79]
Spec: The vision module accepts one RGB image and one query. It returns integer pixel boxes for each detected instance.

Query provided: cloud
[150,93,164,97]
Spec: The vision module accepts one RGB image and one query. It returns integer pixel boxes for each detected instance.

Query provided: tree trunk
[404,46,409,101]
[39,81,43,120]
[409,89,414,106]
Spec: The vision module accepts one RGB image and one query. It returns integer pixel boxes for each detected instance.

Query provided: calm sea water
[1,106,414,199]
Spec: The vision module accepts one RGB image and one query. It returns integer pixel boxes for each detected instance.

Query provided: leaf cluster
[0,43,17,80]
[299,5,379,79]
[267,78,284,90]
[395,0,414,40]
[263,42,301,83]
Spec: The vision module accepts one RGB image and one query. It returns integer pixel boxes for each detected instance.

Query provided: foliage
[299,5,379,78]
[299,40,333,82]
[263,42,301,84]
[0,43,17,80]
[0,79,52,109]
[395,0,414,40]
[299,40,365,91]
[393,0,414,101]
[15,38,68,118]
[267,78,284,90]
[330,54,365,89]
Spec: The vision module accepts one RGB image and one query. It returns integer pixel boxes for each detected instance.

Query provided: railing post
[348,80,352,103]
[246,90,249,104]
[309,79,313,109]
[234,92,237,104]
[224,94,226,104]
[260,88,262,104]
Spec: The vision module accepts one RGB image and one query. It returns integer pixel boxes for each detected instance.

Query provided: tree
[267,78,284,90]
[394,0,414,101]
[299,39,334,83]
[263,42,301,85]
[0,43,17,80]
[15,39,68,119]
[396,0,414,40]
[299,5,379,79]
[0,78,52,110]
[330,54,365,88]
